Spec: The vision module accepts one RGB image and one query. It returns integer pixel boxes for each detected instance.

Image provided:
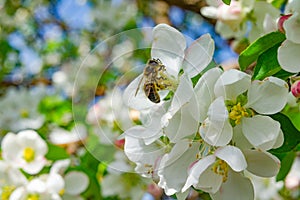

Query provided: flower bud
[114,138,125,149]
[277,14,292,33]
[291,80,300,98]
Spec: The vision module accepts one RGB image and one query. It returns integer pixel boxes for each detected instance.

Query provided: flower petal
[272,129,284,149]
[215,145,247,172]
[2,132,20,162]
[284,12,300,44]
[194,166,223,194]
[190,67,223,122]
[242,116,280,150]
[161,74,194,127]
[182,34,215,78]
[200,97,233,146]
[210,170,254,200]
[65,171,89,195]
[158,140,200,195]
[214,69,251,100]
[124,135,166,176]
[182,155,216,192]
[165,104,198,143]
[247,77,289,114]
[243,149,280,177]
[151,24,186,77]
[278,40,300,73]
[232,124,253,150]
[123,74,158,110]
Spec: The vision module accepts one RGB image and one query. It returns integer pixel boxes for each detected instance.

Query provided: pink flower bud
[277,14,292,33]
[114,138,125,149]
[291,80,300,98]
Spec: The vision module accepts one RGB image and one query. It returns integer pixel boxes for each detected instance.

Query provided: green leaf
[222,0,231,5]
[45,143,69,160]
[238,32,286,71]
[270,113,300,153]
[271,0,286,9]
[252,43,281,80]
[276,151,296,181]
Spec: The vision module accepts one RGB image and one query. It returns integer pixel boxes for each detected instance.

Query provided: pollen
[20,109,29,118]
[59,189,65,196]
[23,147,35,162]
[26,194,39,200]
[228,102,249,125]
[1,185,15,200]
[212,159,229,182]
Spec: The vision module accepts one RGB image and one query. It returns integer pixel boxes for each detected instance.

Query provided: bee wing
[134,75,144,97]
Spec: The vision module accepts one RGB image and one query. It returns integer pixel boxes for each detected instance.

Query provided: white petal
[207,96,228,122]
[151,24,186,77]
[243,150,280,177]
[210,170,254,200]
[18,130,48,156]
[47,173,65,193]
[200,6,218,18]
[200,119,233,147]
[182,34,215,78]
[232,125,253,150]
[284,12,300,44]
[1,132,20,162]
[200,97,233,146]
[51,159,71,174]
[22,158,46,175]
[272,129,284,149]
[165,104,198,143]
[124,135,165,176]
[194,166,223,194]
[214,69,251,100]
[123,74,158,110]
[278,40,300,73]
[215,146,247,172]
[247,77,289,114]
[190,67,223,122]
[162,74,194,126]
[158,140,200,195]
[182,155,216,192]
[242,116,280,150]
[65,171,89,195]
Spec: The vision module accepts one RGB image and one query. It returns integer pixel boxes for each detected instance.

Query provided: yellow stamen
[212,159,229,182]
[1,185,15,200]
[59,189,65,196]
[26,194,39,200]
[228,102,249,125]
[23,147,35,162]
[20,109,29,118]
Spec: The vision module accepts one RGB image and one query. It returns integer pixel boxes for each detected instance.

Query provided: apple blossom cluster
[86,90,151,200]
[0,130,89,200]
[122,23,290,199]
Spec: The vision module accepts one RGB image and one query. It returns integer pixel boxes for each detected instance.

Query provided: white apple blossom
[0,87,45,132]
[49,124,87,146]
[201,0,280,42]
[182,145,251,199]
[1,130,48,175]
[192,68,287,149]
[123,23,214,115]
[0,160,27,199]
[101,151,150,200]
[10,172,64,200]
[277,0,300,73]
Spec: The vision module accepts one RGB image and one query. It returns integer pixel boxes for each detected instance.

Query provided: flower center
[1,185,15,200]
[23,147,35,162]
[26,194,39,200]
[20,109,29,118]
[212,159,229,182]
[59,189,65,196]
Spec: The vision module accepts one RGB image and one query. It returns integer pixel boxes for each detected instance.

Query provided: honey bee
[135,58,168,103]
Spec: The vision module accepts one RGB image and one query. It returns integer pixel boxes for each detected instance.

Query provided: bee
[135,58,168,103]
